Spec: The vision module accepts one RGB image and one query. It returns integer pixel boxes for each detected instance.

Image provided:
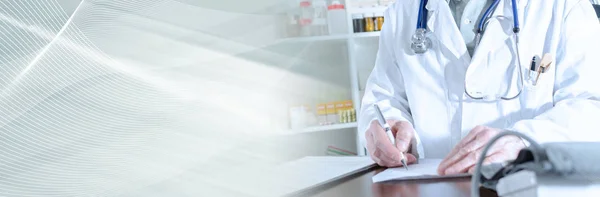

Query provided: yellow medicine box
[316,103,328,125]
[335,102,345,112]
[326,102,337,124]
[316,104,327,115]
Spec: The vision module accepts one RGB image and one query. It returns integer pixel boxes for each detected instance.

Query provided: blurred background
[0,0,389,196]
[1,0,600,196]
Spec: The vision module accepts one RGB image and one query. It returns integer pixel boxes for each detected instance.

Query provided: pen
[373,104,409,171]
[529,56,537,79]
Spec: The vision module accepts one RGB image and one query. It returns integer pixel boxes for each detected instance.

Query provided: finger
[371,149,387,167]
[442,126,486,164]
[468,166,476,174]
[459,125,487,148]
[467,151,506,174]
[366,122,385,160]
[444,151,481,175]
[392,122,414,152]
[368,131,399,167]
[438,142,475,175]
[462,136,489,152]
[376,146,404,167]
[381,153,417,167]
[379,153,418,167]
[373,124,401,162]
[366,132,382,164]
[367,122,405,167]
[462,138,522,174]
[405,153,418,164]
[438,128,492,174]
[444,145,502,175]
[366,129,374,146]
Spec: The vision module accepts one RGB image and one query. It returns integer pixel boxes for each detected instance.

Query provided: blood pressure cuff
[480,142,600,189]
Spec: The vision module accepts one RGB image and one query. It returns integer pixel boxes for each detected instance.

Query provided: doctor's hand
[366,120,418,167]
[437,126,525,175]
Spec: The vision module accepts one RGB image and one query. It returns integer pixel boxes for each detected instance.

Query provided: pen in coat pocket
[529,56,538,80]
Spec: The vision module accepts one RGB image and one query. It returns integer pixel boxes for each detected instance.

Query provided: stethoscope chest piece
[411,28,432,54]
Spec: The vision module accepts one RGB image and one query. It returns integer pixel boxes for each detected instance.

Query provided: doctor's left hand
[437,126,525,175]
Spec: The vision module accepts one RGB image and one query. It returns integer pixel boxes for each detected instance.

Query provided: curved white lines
[12,0,86,84]
[0,0,292,196]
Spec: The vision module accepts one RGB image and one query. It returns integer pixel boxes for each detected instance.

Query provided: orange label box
[326,102,337,124]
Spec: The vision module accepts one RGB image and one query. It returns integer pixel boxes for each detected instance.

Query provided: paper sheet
[372,159,470,182]
[274,156,376,196]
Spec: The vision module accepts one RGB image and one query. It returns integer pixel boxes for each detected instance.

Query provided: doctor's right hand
[366,120,418,167]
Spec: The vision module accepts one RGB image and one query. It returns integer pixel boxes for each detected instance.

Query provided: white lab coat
[359,0,600,159]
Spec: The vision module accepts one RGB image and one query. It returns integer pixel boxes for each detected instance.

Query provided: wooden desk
[294,167,498,197]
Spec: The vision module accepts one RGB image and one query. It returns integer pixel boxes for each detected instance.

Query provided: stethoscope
[411,0,524,101]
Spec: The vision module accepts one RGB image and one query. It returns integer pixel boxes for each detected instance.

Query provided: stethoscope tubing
[478,0,502,34]
[416,0,429,29]
[414,0,524,101]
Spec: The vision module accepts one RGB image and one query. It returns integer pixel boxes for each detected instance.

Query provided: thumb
[393,122,414,152]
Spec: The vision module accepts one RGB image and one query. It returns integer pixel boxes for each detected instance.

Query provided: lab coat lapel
[463,0,528,98]
[425,0,471,103]
[467,0,513,73]
[426,0,470,63]
[464,0,523,98]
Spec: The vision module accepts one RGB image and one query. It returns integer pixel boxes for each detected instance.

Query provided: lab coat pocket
[520,72,553,119]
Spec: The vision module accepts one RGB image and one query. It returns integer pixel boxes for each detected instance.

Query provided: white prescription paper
[274,156,376,196]
[372,159,470,182]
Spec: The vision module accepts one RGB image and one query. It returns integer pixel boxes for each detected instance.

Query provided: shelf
[352,32,381,38]
[347,6,388,14]
[279,34,349,43]
[277,32,380,44]
[284,122,358,135]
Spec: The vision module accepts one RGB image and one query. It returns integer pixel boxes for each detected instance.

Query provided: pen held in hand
[400,152,409,171]
[373,104,409,171]
[373,104,395,143]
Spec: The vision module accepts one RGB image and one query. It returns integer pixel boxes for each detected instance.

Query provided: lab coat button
[464,19,472,24]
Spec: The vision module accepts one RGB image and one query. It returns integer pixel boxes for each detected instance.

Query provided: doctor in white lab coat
[359,0,600,175]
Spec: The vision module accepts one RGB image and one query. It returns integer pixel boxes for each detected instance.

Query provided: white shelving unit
[351,32,381,38]
[276,1,388,156]
[280,34,348,43]
[347,6,387,14]
[285,122,358,135]
[279,32,380,43]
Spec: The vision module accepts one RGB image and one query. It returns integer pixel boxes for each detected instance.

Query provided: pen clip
[534,53,553,86]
